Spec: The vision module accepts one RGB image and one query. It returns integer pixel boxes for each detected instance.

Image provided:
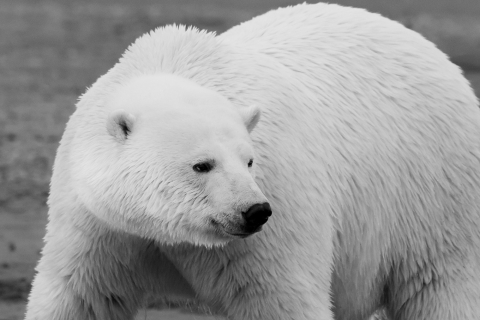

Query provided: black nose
[242,202,272,227]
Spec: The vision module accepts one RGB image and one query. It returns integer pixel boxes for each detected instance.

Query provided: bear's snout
[242,202,272,229]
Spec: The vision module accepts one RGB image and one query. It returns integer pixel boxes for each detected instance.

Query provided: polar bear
[26,2,480,320]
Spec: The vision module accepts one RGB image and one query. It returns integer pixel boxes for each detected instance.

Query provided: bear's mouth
[226,228,263,238]
[209,219,262,239]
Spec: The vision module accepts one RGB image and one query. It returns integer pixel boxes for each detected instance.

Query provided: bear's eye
[193,162,214,173]
[248,159,254,167]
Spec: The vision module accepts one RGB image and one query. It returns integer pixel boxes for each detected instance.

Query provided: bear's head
[71,74,270,246]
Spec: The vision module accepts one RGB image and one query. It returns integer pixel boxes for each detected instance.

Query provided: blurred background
[0,0,479,319]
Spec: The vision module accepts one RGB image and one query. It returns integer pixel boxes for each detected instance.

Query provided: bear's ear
[239,105,261,133]
[106,110,136,143]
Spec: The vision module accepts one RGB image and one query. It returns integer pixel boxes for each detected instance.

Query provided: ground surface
[0,0,479,319]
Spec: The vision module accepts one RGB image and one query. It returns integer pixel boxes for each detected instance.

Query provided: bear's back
[219,5,480,317]
[219,1,480,300]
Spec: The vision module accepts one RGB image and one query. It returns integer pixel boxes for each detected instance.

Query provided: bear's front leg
[25,217,195,320]
[221,262,334,320]
[25,228,143,320]
[26,268,142,320]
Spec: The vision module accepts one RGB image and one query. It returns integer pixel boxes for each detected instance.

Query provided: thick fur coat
[26,3,480,320]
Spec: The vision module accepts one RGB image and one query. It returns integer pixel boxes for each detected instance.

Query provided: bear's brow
[190,156,216,165]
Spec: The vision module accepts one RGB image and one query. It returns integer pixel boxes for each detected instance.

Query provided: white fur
[26,3,480,320]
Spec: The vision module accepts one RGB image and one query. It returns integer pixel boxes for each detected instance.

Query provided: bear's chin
[184,232,235,247]
[167,224,260,247]
[157,228,238,248]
